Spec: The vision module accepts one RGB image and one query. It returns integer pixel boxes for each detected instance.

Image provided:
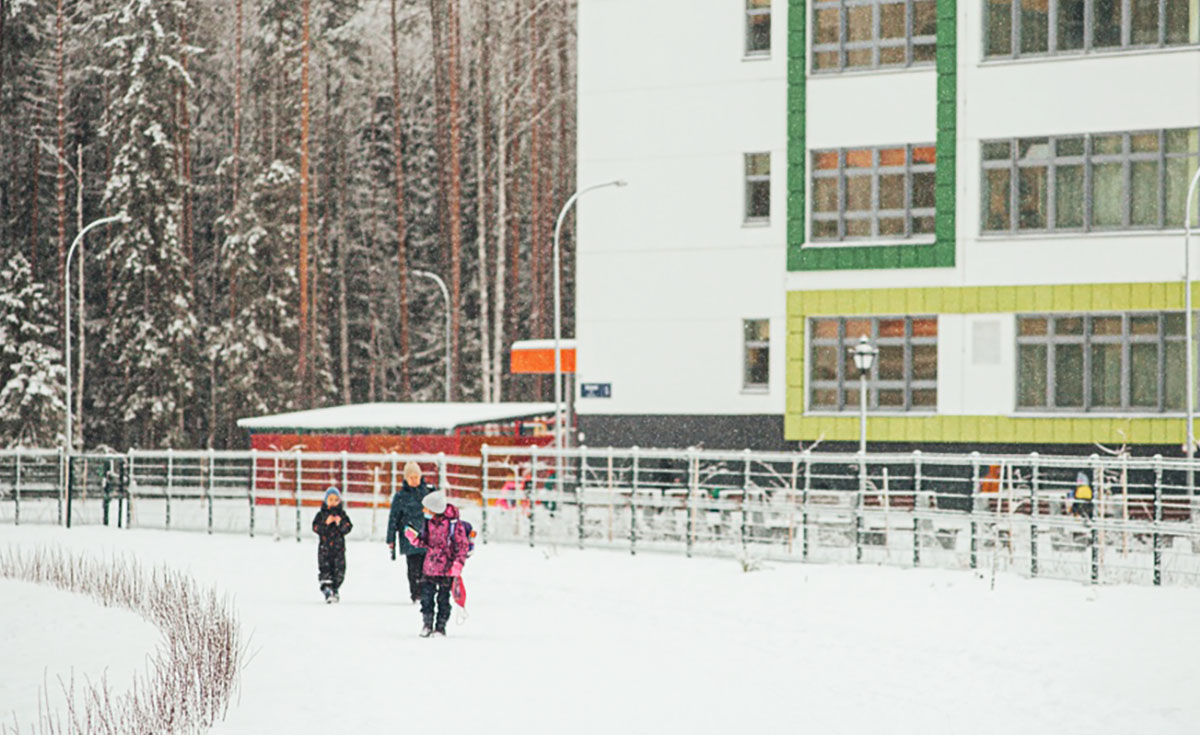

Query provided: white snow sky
[1,525,1198,735]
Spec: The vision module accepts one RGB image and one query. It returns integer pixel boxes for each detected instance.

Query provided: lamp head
[851,335,878,373]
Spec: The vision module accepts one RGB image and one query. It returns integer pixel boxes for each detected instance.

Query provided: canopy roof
[237,402,556,433]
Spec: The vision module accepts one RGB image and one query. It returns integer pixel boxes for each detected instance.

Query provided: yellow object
[1074,484,1093,501]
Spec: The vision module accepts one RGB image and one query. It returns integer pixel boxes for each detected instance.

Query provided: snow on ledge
[236,402,557,433]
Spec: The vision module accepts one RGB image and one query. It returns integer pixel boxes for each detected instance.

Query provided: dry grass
[0,547,243,735]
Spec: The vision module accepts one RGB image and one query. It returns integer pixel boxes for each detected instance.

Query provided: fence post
[249,449,257,538]
[480,445,490,545]
[13,452,21,526]
[165,446,175,528]
[56,447,64,526]
[1029,452,1039,578]
[912,450,922,568]
[801,452,811,561]
[631,446,640,556]
[741,449,751,551]
[207,448,215,535]
[529,446,539,547]
[65,453,75,529]
[970,452,980,570]
[294,450,303,543]
[124,450,134,529]
[438,452,448,495]
[1089,453,1101,585]
[577,445,587,550]
[686,448,698,558]
[1153,454,1163,586]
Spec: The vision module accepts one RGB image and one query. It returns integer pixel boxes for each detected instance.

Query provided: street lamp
[412,269,452,402]
[1183,166,1200,493]
[850,335,879,455]
[64,213,126,453]
[552,179,627,457]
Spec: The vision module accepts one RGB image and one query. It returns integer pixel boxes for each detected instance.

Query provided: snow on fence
[3,446,1200,587]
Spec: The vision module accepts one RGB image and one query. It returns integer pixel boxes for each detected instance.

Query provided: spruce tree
[0,252,66,447]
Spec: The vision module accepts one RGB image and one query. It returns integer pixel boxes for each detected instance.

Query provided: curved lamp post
[64,213,126,453]
[412,269,452,402]
[552,180,627,456]
[1183,166,1200,494]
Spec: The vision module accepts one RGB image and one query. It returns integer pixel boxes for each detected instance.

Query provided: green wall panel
[787,0,957,272]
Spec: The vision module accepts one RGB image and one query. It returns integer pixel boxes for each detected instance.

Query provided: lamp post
[64,213,126,453]
[1183,166,1200,494]
[412,269,452,402]
[850,335,878,499]
[552,180,627,456]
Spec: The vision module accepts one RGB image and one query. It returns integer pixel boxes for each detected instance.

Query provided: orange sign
[510,343,576,374]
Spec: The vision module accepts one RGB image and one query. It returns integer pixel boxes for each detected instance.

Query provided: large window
[811,144,936,241]
[744,319,770,390]
[745,152,771,223]
[986,0,1200,58]
[1017,313,1191,411]
[746,0,772,56]
[809,316,938,411]
[812,0,937,72]
[982,128,1200,234]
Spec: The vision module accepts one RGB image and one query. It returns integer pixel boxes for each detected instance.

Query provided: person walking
[403,490,470,637]
[312,486,353,603]
[386,461,434,603]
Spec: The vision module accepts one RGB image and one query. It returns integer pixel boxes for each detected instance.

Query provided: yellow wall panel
[941,288,961,314]
[977,287,998,313]
[786,360,806,389]
[1109,282,1131,311]
[924,288,944,314]
[1164,282,1185,309]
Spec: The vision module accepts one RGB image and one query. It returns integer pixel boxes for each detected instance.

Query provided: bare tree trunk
[475,1,492,404]
[491,12,509,403]
[298,0,312,401]
[55,0,67,320]
[179,3,195,298]
[528,0,544,400]
[29,109,40,278]
[557,0,574,335]
[391,0,411,399]
[228,0,243,323]
[446,0,464,401]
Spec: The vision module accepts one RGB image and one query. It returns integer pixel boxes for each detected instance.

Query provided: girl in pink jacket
[404,491,470,637]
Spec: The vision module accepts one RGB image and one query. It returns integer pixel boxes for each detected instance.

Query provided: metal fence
[3,445,1200,588]
[477,445,1200,588]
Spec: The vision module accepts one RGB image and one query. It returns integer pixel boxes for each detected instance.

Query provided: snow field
[1,578,160,731]
[2,525,1199,734]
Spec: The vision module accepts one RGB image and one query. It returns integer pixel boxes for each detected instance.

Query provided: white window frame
[744,152,772,225]
[743,319,771,391]
[745,0,772,57]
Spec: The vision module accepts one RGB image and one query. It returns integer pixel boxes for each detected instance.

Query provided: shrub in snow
[0,547,243,735]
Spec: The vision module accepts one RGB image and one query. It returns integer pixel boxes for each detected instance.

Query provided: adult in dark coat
[312,487,353,602]
[386,461,434,602]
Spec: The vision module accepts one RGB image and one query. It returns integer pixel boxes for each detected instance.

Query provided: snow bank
[2,526,1198,735]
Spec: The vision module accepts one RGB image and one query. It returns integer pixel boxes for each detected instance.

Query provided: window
[986,0,1200,58]
[745,153,771,222]
[1017,312,1193,411]
[746,0,771,56]
[811,144,936,241]
[982,128,1200,234]
[743,319,770,389]
[812,0,937,72]
[808,316,938,411]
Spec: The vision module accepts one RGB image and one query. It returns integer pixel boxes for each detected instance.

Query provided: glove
[389,543,396,561]
[403,527,419,545]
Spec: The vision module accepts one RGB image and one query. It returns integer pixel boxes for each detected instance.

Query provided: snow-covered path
[2,525,1198,735]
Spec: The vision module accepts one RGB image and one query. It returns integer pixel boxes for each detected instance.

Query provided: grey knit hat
[422,491,448,515]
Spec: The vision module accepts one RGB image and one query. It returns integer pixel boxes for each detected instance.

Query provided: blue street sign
[580,383,612,399]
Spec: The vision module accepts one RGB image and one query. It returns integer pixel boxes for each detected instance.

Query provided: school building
[573,0,1200,453]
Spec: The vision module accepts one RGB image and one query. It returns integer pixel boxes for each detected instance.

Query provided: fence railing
[3,445,1200,588]
[477,445,1200,588]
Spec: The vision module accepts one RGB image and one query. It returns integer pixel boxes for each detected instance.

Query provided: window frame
[811,0,938,73]
[810,144,937,243]
[984,0,1200,59]
[744,152,772,224]
[1015,311,1193,413]
[807,315,938,412]
[980,127,1200,235]
[745,0,772,57]
[743,319,771,391]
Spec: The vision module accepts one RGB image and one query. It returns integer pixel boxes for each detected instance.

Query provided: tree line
[0,0,577,448]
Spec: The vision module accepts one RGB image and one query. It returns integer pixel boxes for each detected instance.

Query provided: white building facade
[576,0,1200,453]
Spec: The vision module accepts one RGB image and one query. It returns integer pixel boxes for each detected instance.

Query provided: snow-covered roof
[510,339,577,351]
[237,402,556,433]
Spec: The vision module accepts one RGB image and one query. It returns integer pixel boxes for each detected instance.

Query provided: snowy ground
[1,577,160,730]
[2,526,1199,734]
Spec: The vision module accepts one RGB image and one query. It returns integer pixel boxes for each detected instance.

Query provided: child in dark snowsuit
[404,490,470,637]
[313,486,353,603]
